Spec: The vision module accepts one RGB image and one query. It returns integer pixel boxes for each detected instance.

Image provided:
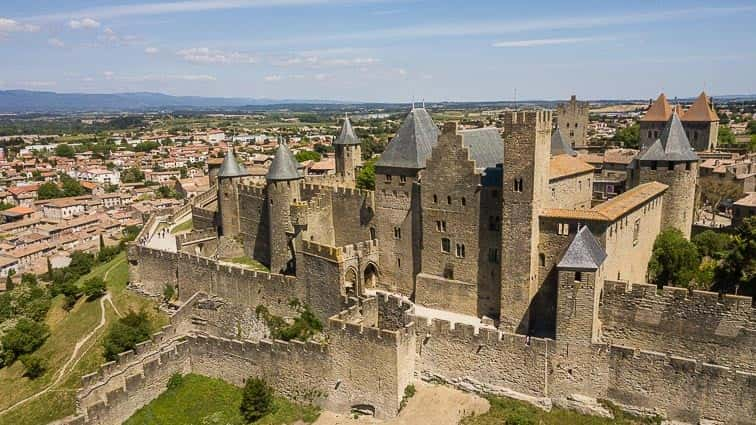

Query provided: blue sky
[1,0,754,102]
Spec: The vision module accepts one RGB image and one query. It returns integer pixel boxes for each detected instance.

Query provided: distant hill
[0,90,347,113]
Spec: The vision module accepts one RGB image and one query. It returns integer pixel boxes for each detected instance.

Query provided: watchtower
[266,139,303,274]
[334,114,363,183]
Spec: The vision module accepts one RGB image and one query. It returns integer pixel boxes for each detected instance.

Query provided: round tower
[266,139,303,274]
[216,146,248,237]
[333,114,362,183]
[633,112,699,238]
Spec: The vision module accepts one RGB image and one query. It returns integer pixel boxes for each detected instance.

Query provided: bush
[102,310,153,361]
[356,157,376,190]
[240,377,273,423]
[692,230,732,259]
[20,355,46,379]
[167,372,183,390]
[83,277,106,299]
[20,273,37,286]
[1,318,50,364]
[648,228,700,288]
[163,284,176,301]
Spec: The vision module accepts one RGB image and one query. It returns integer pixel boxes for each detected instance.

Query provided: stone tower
[633,112,699,239]
[555,226,607,344]
[681,92,719,151]
[334,115,363,183]
[373,107,439,296]
[499,110,551,334]
[266,139,303,274]
[216,147,248,237]
[555,95,589,149]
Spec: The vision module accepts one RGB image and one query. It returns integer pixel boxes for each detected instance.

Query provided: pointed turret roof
[640,93,673,122]
[557,226,607,271]
[218,147,248,178]
[266,139,302,181]
[551,127,577,157]
[638,112,699,162]
[375,107,439,170]
[681,92,718,122]
[333,115,360,145]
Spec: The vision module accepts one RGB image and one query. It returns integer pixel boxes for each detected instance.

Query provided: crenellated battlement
[603,280,754,312]
[187,332,328,357]
[327,315,415,347]
[238,183,267,197]
[176,250,297,285]
[299,239,379,262]
[134,245,179,261]
[176,229,217,245]
[500,110,552,129]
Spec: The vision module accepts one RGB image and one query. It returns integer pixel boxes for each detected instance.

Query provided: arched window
[514,178,524,192]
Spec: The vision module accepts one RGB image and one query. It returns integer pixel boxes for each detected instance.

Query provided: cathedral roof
[333,115,361,145]
[266,140,302,181]
[218,148,248,178]
[637,112,699,162]
[458,128,504,170]
[681,92,718,122]
[375,107,439,170]
[640,93,672,122]
[557,226,607,271]
[551,127,577,156]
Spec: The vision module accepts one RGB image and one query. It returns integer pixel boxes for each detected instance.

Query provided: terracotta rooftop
[640,93,673,122]
[681,92,719,122]
[549,154,594,181]
[543,182,668,222]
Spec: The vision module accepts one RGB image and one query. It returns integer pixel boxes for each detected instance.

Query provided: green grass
[0,253,168,425]
[171,219,193,235]
[226,256,270,272]
[462,396,661,425]
[124,374,320,425]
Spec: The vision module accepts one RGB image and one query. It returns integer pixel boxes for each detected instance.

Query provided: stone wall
[191,205,216,230]
[556,96,589,148]
[636,161,698,239]
[128,245,178,296]
[601,280,755,371]
[546,171,593,210]
[238,184,270,265]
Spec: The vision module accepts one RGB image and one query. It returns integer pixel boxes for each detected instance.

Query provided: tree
[648,228,700,288]
[5,269,15,291]
[699,177,743,216]
[163,284,176,301]
[713,217,755,296]
[240,377,273,422]
[356,157,376,190]
[295,150,321,162]
[61,175,86,197]
[83,277,106,299]
[1,319,50,364]
[54,143,75,158]
[692,230,732,259]
[0,202,14,211]
[747,120,756,135]
[121,167,145,183]
[717,126,736,146]
[102,310,152,361]
[37,182,63,200]
[20,355,46,379]
[21,273,37,286]
[613,123,640,149]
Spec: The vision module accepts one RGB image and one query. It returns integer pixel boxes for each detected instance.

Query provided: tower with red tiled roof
[681,92,719,151]
[639,93,673,149]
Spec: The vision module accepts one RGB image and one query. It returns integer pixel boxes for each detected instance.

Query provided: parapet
[500,110,553,130]
[603,280,754,311]
[177,229,217,245]
[327,309,415,347]
[238,183,267,197]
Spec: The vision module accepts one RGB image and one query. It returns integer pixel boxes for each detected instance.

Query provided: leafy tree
[21,273,37,286]
[717,126,736,146]
[648,228,700,288]
[748,120,756,135]
[356,157,376,190]
[1,319,49,364]
[37,182,63,200]
[123,225,142,242]
[698,177,743,215]
[83,277,106,299]
[167,372,183,390]
[313,143,333,154]
[713,217,755,296]
[20,355,46,379]
[46,257,53,281]
[68,251,94,277]
[0,202,14,211]
[61,175,87,197]
[295,150,321,162]
[102,310,152,361]
[240,377,273,423]
[121,167,145,183]
[692,230,732,259]
[54,143,75,158]
[613,123,640,149]
[5,270,14,292]
[133,141,160,152]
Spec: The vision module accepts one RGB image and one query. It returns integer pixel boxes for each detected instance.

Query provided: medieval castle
[60,106,754,425]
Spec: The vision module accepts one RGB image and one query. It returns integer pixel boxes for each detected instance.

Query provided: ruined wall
[238,184,270,265]
[606,346,756,424]
[600,281,756,371]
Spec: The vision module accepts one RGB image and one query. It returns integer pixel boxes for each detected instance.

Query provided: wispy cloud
[492,36,613,48]
[68,18,100,29]
[27,0,389,21]
[272,54,379,67]
[18,80,56,88]
[177,47,256,64]
[144,46,159,54]
[0,17,39,36]
[47,37,65,47]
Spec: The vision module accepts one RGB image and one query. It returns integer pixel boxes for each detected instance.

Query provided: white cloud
[272,54,379,68]
[113,74,217,82]
[492,36,613,48]
[397,68,407,76]
[103,71,115,79]
[0,17,39,35]
[19,81,56,88]
[264,75,283,82]
[144,46,159,54]
[68,17,100,29]
[47,37,65,47]
[177,47,256,64]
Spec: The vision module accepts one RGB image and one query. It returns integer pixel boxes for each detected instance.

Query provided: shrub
[648,228,700,288]
[102,310,152,361]
[1,318,50,364]
[692,230,732,259]
[400,384,416,410]
[20,355,46,379]
[240,377,273,423]
[83,277,106,299]
[163,284,176,302]
[20,273,38,286]
[167,372,183,390]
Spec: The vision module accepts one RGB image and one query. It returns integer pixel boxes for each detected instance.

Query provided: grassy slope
[170,219,193,235]
[125,374,320,425]
[0,253,168,425]
[462,396,661,425]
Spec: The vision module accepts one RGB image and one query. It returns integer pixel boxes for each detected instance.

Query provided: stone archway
[344,267,358,297]
[363,262,379,290]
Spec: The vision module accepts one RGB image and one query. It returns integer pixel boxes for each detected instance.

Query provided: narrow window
[461,197,466,206]
[455,244,466,258]
[441,238,451,253]
[393,227,401,239]
[447,196,452,205]
[633,218,640,245]
[385,174,392,182]
[397,257,401,268]
[399,175,407,183]
[575,271,583,282]
[370,227,376,239]
[539,253,545,267]
[433,194,438,203]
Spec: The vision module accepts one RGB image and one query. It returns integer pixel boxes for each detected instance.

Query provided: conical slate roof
[218,147,248,178]
[557,226,607,271]
[681,92,718,122]
[375,107,439,170]
[333,115,360,145]
[638,112,699,162]
[266,140,302,181]
[551,127,577,157]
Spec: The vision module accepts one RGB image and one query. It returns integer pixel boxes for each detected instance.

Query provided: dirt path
[0,259,125,416]
[313,381,489,425]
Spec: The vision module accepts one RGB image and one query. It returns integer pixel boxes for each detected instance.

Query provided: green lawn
[171,219,193,235]
[226,255,270,272]
[125,374,320,425]
[0,253,168,425]
[462,396,661,425]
